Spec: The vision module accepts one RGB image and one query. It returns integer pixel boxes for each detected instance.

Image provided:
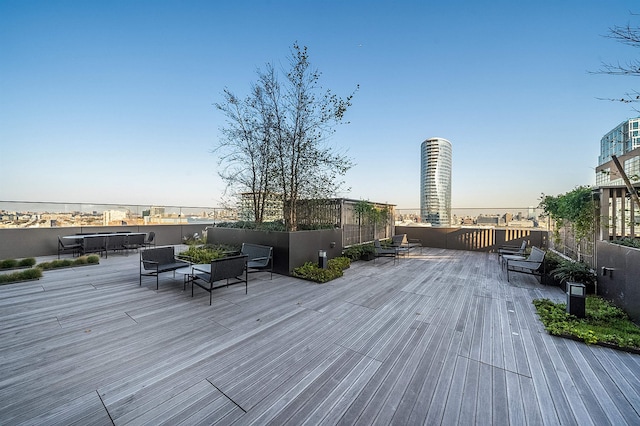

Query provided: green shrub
[37,256,98,270]
[0,268,43,284]
[0,259,18,269]
[611,237,640,249]
[533,297,640,349]
[177,244,240,264]
[0,258,37,269]
[328,256,350,271]
[543,251,563,274]
[550,259,597,292]
[37,261,51,270]
[342,243,375,261]
[18,258,36,267]
[342,245,363,261]
[292,256,351,283]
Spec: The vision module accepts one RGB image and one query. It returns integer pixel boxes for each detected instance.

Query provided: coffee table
[174,265,195,290]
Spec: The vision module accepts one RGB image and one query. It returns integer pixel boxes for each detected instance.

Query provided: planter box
[360,252,375,261]
[206,228,343,276]
[597,240,640,324]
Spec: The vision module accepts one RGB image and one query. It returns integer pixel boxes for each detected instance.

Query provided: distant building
[476,215,501,226]
[461,216,474,226]
[149,206,165,216]
[596,118,640,186]
[420,137,452,226]
[103,210,127,226]
[508,219,535,228]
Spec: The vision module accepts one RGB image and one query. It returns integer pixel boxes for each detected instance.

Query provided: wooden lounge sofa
[241,243,273,279]
[506,246,546,282]
[191,255,248,305]
[140,246,190,290]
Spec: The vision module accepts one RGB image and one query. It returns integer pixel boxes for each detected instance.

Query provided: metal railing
[394,207,551,230]
[0,200,234,229]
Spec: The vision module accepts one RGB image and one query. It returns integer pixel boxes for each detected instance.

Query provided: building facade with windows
[420,137,452,226]
[596,118,640,186]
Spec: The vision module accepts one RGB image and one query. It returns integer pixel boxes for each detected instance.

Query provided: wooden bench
[140,246,190,290]
[241,243,273,279]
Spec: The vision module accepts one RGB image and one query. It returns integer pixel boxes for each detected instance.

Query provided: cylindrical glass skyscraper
[420,137,452,226]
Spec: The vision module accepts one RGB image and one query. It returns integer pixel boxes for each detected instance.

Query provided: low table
[174,265,196,290]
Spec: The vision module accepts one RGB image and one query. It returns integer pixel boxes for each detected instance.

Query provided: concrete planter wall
[596,240,640,323]
[206,227,343,276]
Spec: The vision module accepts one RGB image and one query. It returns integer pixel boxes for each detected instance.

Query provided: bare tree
[595,15,640,105]
[214,79,277,223]
[214,43,357,230]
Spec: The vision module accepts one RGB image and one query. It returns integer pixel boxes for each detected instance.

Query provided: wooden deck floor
[1,247,639,425]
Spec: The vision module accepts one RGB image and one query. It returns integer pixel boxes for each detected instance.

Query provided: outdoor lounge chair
[143,231,156,248]
[498,240,527,263]
[499,241,529,268]
[241,243,273,279]
[81,235,106,258]
[105,234,127,257]
[57,236,81,259]
[374,239,398,264]
[140,246,190,290]
[123,233,145,254]
[192,255,248,305]
[506,246,546,282]
[391,234,421,256]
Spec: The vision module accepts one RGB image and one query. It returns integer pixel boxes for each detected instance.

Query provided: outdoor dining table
[62,232,147,257]
[62,232,146,240]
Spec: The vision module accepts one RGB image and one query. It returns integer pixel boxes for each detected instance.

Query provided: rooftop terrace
[1,248,639,425]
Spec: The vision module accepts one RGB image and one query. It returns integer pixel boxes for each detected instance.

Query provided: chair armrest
[176,255,194,264]
[507,259,539,264]
[250,256,270,262]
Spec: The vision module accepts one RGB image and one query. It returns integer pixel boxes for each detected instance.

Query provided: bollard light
[566,282,586,318]
[318,250,327,269]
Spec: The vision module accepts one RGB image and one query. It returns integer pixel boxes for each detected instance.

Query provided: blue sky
[1,0,639,210]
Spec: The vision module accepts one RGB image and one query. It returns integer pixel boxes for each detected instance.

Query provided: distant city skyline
[1,201,547,230]
[1,1,639,209]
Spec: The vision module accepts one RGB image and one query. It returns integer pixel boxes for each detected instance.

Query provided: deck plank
[0,248,638,425]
